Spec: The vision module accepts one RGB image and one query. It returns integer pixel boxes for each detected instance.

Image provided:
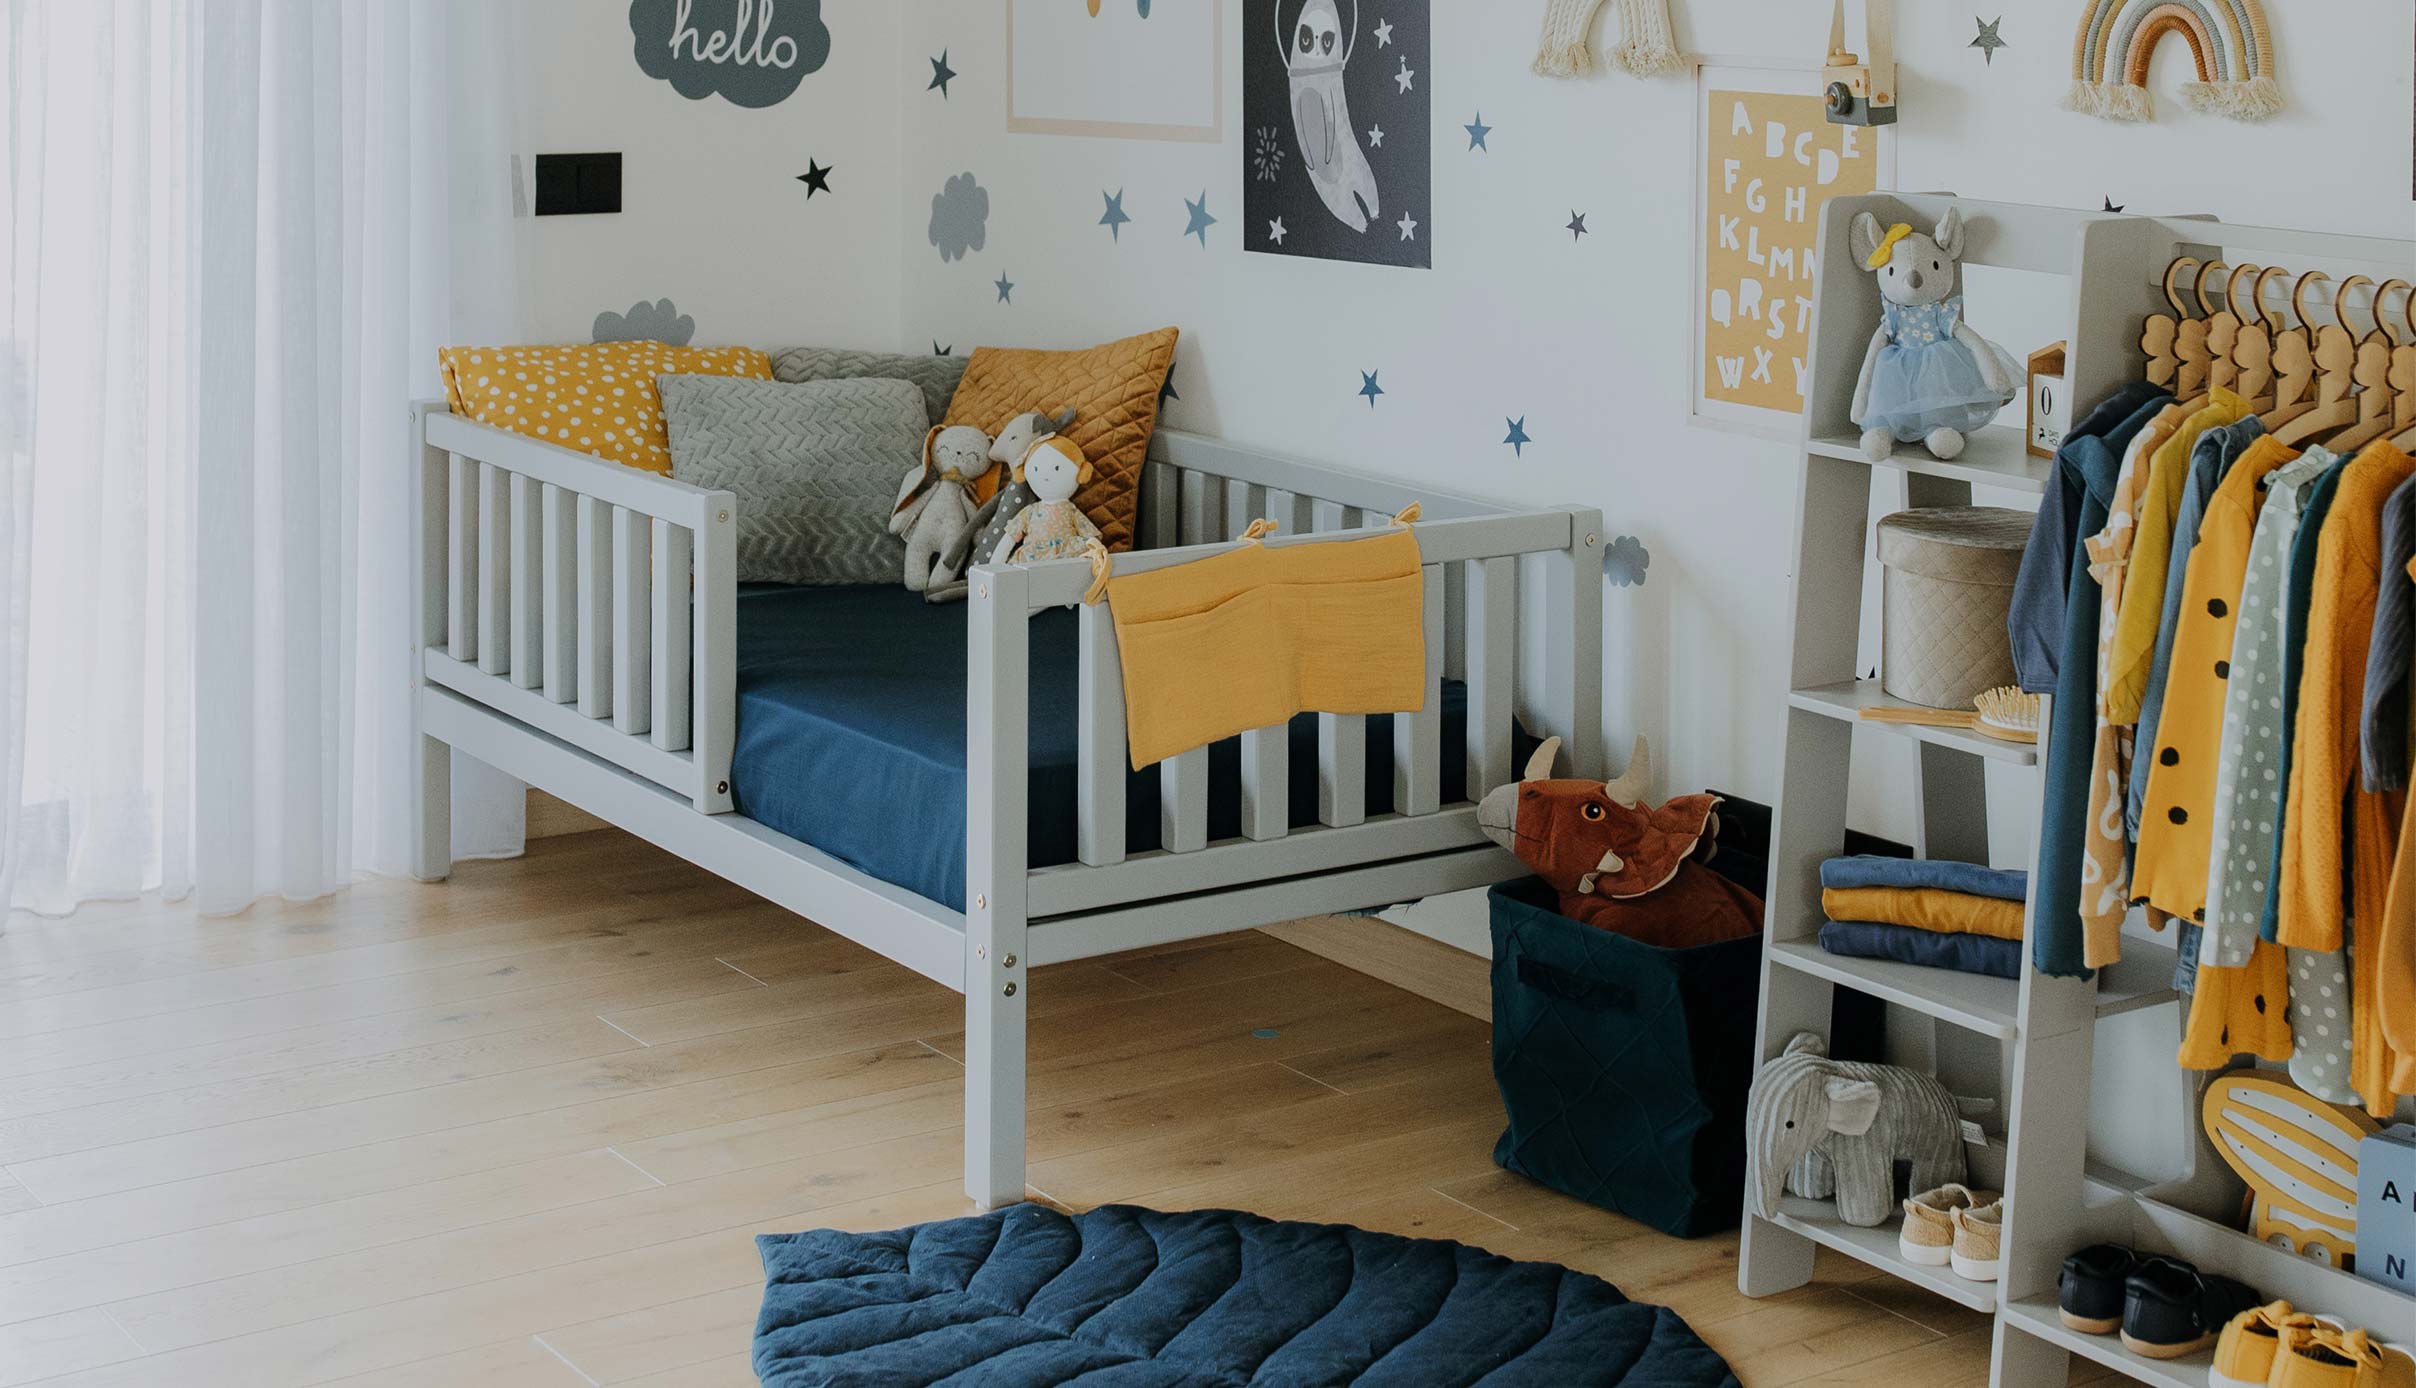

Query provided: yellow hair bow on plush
[1865,223,1914,270]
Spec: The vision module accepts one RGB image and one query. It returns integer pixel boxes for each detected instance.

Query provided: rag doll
[991,435,1101,565]
[1475,734,1763,950]
[891,424,996,594]
[1849,207,2021,463]
[926,407,1076,604]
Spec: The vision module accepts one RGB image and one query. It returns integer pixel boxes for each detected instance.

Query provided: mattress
[731,584,1469,911]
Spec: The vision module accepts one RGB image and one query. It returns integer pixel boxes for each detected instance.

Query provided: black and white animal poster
[1244,0,1430,270]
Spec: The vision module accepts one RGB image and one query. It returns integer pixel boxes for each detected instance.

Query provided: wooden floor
[0,830,2114,1387]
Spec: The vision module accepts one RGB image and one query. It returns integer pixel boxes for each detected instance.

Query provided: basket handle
[1515,957,1636,1011]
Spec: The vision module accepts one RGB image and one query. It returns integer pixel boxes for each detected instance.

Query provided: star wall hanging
[1970,16,2007,64]
[1358,371,1385,409]
[993,273,1015,304]
[1504,417,1531,457]
[1183,192,1216,247]
[795,159,833,197]
[1566,211,1589,241]
[1099,189,1131,240]
[928,50,957,97]
[1464,112,1491,151]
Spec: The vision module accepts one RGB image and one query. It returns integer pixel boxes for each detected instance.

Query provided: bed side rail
[412,402,738,813]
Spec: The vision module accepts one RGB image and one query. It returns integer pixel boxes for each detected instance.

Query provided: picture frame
[1005,0,1226,143]
[1687,56,1896,441]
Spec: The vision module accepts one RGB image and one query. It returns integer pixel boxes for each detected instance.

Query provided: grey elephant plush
[925,406,1076,605]
[1849,207,2021,464]
[1745,1032,1967,1228]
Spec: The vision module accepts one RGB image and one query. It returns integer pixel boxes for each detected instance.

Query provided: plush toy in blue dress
[1849,208,2021,462]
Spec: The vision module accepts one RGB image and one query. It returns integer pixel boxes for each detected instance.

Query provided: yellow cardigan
[2105,391,2246,724]
[1101,527,1427,770]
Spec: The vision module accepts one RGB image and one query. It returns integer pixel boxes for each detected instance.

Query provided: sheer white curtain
[2,0,526,918]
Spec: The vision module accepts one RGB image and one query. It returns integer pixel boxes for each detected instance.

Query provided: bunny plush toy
[1849,208,2021,463]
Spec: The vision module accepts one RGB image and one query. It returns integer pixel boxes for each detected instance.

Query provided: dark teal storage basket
[1487,876,1763,1238]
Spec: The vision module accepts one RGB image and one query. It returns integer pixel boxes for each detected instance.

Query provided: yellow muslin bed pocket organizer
[1098,524,1427,771]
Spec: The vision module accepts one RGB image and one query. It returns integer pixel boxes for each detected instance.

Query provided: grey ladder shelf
[1737,195,2416,1387]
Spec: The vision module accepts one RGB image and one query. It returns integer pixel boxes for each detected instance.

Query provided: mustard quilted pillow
[941,327,1177,550]
[439,342,773,475]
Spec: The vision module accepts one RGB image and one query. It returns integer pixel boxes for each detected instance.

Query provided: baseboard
[1262,914,1491,1022]
[527,789,611,839]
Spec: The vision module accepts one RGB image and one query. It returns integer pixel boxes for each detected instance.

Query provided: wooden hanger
[2390,280,2416,451]
[2330,276,2409,455]
[2202,262,2255,401]
[2143,256,2197,392]
[2263,270,2328,434]
[2235,265,2286,415]
[2173,259,2222,407]
[2277,273,2366,447]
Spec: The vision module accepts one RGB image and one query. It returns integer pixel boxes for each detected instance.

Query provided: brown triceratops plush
[1477,735,1764,949]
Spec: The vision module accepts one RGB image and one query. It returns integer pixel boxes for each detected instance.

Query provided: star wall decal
[1394,57,1416,93]
[1373,17,1394,46]
[934,341,952,356]
[1464,112,1492,151]
[1970,16,2007,63]
[1504,417,1531,457]
[928,50,957,97]
[2103,196,2126,212]
[994,272,1015,304]
[1395,210,1419,242]
[1566,211,1589,241]
[1367,125,1386,148]
[795,159,833,197]
[1358,370,1385,409]
[1160,360,1179,405]
[1099,188,1131,240]
[1267,216,1288,245]
[1183,192,1216,247]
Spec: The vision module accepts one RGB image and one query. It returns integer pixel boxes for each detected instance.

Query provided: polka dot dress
[439,342,772,475]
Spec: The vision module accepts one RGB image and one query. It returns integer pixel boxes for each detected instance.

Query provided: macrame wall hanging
[2065,0,2282,122]
[1533,0,1684,79]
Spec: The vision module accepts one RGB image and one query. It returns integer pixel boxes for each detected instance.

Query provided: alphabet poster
[1693,80,1884,428]
[1243,0,1431,270]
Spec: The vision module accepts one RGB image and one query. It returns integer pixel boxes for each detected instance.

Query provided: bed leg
[411,732,452,882]
[965,562,1032,1210]
[964,937,1028,1210]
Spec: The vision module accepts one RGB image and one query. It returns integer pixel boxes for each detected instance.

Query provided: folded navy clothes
[1818,919,2022,981]
[1818,854,2028,903]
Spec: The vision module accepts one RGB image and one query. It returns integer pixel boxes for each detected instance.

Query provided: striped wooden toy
[2202,1073,2382,1269]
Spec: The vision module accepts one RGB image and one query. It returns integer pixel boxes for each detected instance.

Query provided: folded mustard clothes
[1819,887,2026,941]
[1098,525,1426,770]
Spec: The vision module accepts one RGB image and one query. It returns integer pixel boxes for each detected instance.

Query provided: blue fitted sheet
[731,584,1470,911]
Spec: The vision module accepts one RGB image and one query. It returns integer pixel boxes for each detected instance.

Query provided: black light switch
[533,153,621,216]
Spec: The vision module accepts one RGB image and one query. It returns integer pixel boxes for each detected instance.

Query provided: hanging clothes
[2010,382,2170,695]
[2256,454,2354,946]
[2278,440,2416,1117]
[2381,554,2416,1096]
[2033,392,2177,978]
[2077,404,2191,966]
[2358,476,2416,793]
[2104,393,2248,728]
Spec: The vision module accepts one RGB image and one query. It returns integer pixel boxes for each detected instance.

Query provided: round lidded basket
[1875,506,2032,709]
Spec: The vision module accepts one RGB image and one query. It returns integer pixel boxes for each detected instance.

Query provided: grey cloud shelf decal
[593,298,696,346]
[929,172,990,263]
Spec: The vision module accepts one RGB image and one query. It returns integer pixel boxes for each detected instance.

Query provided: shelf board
[2093,936,2180,1019]
[1806,425,2052,495]
[1790,679,2041,766]
[2001,1296,2206,1388]
[1771,939,2021,1039]
[1769,1197,1999,1313]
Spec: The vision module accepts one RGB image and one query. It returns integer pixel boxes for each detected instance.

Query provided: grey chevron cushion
[770,347,967,428]
[660,375,924,586]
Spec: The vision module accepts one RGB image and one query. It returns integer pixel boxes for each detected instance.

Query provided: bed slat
[541,483,576,704]
[650,520,692,752]
[575,495,612,721]
[1309,498,1347,535]
[1076,602,1127,866]
[1267,487,1314,539]
[1143,461,1177,550]
[1160,746,1209,853]
[692,499,737,813]
[1226,482,1264,541]
[1464,556,1515,799]
[446,452,477,661]
[1179,471,1224,547]
[509,474,542,689]
[1394,563,1445,816]
[611,505,652,736]
[1317,715,1366,828]
[476,464,510,676]
[1241,727,1287,842]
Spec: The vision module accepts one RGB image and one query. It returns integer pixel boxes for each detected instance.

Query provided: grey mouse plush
[1848,208,2020,464]
[926,406,1076,605]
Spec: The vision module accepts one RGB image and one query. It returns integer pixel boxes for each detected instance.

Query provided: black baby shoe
[2058,1243,2137,1334]
[2119,1255,2261,1360]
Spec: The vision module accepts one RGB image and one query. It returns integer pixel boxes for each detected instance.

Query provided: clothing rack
[1737,194,2416,1388]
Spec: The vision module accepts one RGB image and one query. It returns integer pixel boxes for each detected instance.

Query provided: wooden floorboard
[0,829,2077,1386]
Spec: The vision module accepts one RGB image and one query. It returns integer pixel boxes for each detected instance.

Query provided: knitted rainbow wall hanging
[2065,0,2281,123]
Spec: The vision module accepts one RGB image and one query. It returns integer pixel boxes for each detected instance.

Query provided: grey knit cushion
[661,375,924,586]
[770,347,967,428]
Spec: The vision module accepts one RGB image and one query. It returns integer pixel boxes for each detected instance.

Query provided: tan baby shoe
[1949,1197,2002,1282]
[1898,1184,1987,1268]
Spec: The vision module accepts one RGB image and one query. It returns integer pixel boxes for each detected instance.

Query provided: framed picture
[1243,0,1430,270]
[1006,0,1224,142]
[1689,58,1894,439]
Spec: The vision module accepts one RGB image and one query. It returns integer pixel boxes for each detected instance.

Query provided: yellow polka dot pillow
[438,343,773,475]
